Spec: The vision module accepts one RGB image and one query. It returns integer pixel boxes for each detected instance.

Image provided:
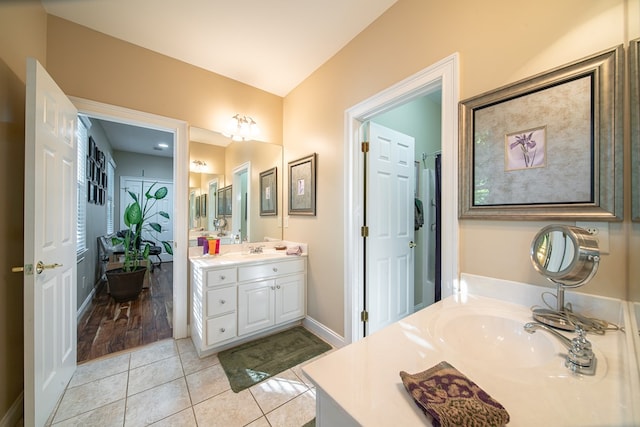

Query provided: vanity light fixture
[192,160,207,171]
[223,114,260,141]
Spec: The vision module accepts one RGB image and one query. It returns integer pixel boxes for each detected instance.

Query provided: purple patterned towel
[400,361,510,427]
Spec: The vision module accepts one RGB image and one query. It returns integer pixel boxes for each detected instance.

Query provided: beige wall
[283,0,639,336]
[45,15,283,144]
[0,0,48,419]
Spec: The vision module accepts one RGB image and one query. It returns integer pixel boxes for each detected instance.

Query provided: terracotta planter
[105,266,147,302]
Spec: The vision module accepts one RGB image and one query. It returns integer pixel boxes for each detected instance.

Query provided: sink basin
[434,312,556,368]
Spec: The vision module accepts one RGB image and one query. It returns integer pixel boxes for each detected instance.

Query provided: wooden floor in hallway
[77,261,173,363]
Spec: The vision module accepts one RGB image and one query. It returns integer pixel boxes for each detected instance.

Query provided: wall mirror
[459,45,623,220]
[189,126,283,244]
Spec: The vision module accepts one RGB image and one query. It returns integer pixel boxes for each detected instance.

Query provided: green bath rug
[218,326,331,393]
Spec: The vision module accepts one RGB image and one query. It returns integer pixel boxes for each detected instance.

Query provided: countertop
[302,276,639,426]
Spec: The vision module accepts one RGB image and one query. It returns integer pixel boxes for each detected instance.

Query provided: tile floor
[47,336,320,427]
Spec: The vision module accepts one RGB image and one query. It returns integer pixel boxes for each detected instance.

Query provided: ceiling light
[222,114,259,141]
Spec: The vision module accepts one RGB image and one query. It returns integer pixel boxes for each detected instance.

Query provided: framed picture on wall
[259,167,277,216]
[288,153,316,216]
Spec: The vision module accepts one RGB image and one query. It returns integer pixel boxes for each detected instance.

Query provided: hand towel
[286,246,302,256]
[400,361,510,427]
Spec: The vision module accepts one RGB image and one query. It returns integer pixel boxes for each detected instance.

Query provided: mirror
[189,127,282,245]
[530,224,600,330]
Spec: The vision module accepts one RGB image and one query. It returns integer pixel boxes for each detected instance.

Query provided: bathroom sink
[434,312,556,368]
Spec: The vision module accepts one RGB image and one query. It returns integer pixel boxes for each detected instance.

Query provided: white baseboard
[77,285,97,321]
[303,316,346,349]
[0,392,23,427]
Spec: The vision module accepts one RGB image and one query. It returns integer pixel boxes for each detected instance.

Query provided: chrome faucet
[524,322,597,376]
[249,245,264,254]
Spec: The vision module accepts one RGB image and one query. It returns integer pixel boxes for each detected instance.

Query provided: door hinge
[361,226,369,237]
[361,141,369,153]
[361,310,369,322]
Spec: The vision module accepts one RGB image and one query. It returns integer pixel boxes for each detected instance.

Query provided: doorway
[344,54,460,343]
[72,97,189,344]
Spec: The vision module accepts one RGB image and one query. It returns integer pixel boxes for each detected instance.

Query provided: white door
[120,177,174,262]
[365,121,415,335]
[24,58,77,427]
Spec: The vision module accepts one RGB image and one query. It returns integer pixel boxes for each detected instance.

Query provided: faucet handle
[566,325,596,374]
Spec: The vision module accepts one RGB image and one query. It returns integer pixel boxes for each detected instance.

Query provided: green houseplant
[106,182,173,302]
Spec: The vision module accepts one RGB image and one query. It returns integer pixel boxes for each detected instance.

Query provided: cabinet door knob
[220,275,226,280]
[220,299,226,304]
[271,286,276,290]
[220,328,226,333]
[272,267,278,272]
[276,285,281,289]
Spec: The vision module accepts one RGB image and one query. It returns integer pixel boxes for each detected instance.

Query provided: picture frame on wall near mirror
[630,38,640,221]
[288,153,317,216]
[260,167,278,216]
[459,45,623,220]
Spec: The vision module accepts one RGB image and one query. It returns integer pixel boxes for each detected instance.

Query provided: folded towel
[286,246,302,256]
[400,361,510,427]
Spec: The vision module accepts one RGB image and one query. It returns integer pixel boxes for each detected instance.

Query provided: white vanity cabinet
[190,255,306,356]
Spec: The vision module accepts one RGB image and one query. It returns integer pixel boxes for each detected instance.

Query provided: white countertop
[302,275,639,426]
[189,240,307,268]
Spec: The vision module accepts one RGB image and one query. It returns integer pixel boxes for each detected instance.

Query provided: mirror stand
[530,225,604,332]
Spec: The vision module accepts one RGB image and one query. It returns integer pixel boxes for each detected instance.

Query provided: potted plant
[106,182,173,302]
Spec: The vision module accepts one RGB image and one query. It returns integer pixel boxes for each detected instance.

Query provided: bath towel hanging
[415,198,424,230]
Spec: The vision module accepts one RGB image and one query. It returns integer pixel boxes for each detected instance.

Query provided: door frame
[71,96,189,339]
[343,53,460,343]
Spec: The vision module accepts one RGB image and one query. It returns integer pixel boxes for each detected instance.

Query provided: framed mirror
[459,45,623,220]
[189,127,283,244]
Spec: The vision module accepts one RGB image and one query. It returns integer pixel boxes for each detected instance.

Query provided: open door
[23,58,78,426]
[364,121,415,335]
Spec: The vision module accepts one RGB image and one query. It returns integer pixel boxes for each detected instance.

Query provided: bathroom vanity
[303,273,640,426]
[189,243,307,357]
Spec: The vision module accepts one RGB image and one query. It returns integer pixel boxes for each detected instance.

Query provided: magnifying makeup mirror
[530,225,600,331]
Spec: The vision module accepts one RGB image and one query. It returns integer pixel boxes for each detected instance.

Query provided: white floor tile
[193,389,263,427]
[185,363,230,404]
[69,353,130,388]
[125,378,191,426]
[127,355,183,396]
[250,369,309,414]
[53,372,128,424]
[51,399,126,427]
[129,339,178,369]
[266,388,317,427]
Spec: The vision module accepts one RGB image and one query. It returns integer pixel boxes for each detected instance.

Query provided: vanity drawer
[206,286,236,317]
[206,313,236,346]
[238,258,306,282]
[206,268,237,287]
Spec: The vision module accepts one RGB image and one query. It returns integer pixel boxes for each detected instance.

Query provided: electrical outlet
[576,221,609,254]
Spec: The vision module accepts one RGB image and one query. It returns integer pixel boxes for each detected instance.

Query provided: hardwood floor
[77,262,173,363]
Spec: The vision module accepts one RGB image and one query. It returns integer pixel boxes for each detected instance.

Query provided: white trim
[0,392,23,427]
[302,316,346,349]
[343,53,460,344]
[232,161,251,242]
[70,96,189,339]
[76,285,97,322]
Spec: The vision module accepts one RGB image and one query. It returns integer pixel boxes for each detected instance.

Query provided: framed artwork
[260,167,278,216]
[459,45,623,220]
[288,153,316,216]
[217,185,233,216]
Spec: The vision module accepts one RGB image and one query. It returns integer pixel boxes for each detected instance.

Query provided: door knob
[409,241,417,248]
[36,261,63,275]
